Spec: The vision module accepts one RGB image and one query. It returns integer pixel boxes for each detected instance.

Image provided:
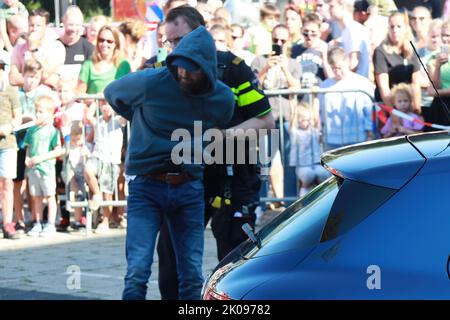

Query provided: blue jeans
[122,175,205,300]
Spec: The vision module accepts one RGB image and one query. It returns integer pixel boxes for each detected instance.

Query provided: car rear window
[320,179,397,242]
[250,177,340,257]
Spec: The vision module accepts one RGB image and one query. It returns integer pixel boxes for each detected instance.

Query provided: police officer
[146,6,274,300]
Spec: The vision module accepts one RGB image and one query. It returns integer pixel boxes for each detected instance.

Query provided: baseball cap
[172,57,201,72]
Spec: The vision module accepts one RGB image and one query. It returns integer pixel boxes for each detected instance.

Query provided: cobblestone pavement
[0,210,281,300]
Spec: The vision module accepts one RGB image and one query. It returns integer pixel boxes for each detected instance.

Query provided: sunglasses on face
[303,30,318,37]
[98,37,115,44]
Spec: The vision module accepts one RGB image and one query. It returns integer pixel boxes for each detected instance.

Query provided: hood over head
[166,26,218,95]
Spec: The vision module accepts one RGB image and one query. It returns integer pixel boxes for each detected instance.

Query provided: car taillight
[322,162,344,178]
[203,287,232,300]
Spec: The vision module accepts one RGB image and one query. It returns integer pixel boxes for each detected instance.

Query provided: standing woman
[374,11,422,114]
[77,25,131,95]
[77,25,130,229]
[284,4,303,49]
[118,19,147,72]
[428,19,450,127]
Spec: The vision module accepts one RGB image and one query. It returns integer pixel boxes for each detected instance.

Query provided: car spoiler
[321,135,426,189]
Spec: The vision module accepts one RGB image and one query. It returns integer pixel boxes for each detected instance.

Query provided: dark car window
[249,177,340,257]
[320,179,397,242]
[243,176,397,258]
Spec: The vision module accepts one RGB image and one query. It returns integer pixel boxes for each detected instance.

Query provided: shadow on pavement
[0,288,99,300]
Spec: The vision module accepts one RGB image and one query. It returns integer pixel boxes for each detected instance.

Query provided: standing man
[319,47,373,150]
[57,5,94,232]
[155,6,274,300]
[9,9,66,89]
[58,5,94,79]
[328,0,371,79]
[104,25,234,300]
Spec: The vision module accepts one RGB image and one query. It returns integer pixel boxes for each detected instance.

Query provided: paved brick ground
[0,209,281,300]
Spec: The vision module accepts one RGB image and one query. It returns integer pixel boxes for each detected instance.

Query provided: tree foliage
[21,0,111,22]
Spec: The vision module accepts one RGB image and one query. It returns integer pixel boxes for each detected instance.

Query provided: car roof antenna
[242,223,262,249]
[410,41,450,134]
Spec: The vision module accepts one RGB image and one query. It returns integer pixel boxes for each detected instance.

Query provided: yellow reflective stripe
[236,81,251,92]
[255,108,272,117]
[238,89,265,107]
[232,57,243,65]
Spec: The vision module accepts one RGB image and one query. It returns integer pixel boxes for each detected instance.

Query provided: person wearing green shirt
[77,25,131,95]
[24,95,64,237]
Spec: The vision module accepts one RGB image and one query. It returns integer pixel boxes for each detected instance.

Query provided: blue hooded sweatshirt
[104,26,234,179]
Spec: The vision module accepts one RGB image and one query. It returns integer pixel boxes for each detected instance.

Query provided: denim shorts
[0,148,17,179]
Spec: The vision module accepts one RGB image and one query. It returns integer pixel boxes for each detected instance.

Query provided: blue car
[202,132,450,300]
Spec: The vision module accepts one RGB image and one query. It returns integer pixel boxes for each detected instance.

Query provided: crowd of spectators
[1,0,450,239]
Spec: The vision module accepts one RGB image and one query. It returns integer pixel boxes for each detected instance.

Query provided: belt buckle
[166,172,181,184]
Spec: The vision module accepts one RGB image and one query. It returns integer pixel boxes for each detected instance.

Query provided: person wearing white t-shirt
[83,100,126,234]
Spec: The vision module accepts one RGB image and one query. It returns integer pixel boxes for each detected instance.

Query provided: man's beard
[179,76,210,94]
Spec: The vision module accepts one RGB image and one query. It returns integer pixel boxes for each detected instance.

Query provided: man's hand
[265,55,280,69]
[278,55,290,74]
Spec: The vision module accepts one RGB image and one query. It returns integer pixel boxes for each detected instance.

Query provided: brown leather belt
[145,172,193,186]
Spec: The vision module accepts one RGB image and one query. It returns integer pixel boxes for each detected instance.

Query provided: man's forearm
[232,112,274,129]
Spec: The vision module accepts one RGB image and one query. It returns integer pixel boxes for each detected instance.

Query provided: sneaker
[2,223,19,240]
[28,222,43,237]
[57,218,71,232]
[119,217,127,229]
[95,222,110,234]
[15,221,26,235]
[71,217,86,231]
[40,223,56,237]
[88,194,102,211]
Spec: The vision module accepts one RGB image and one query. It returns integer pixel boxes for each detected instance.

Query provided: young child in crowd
[14,59,52,230]
[62,120,90,229]
[84,100,126,234]
[24,95,64,237]
[57,77,89,231]
[59,77,87,133]
[381,83,424,138]
[289,102,329,197]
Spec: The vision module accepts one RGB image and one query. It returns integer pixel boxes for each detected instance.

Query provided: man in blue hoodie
[104,26,234,300]
[153,5,274,301]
